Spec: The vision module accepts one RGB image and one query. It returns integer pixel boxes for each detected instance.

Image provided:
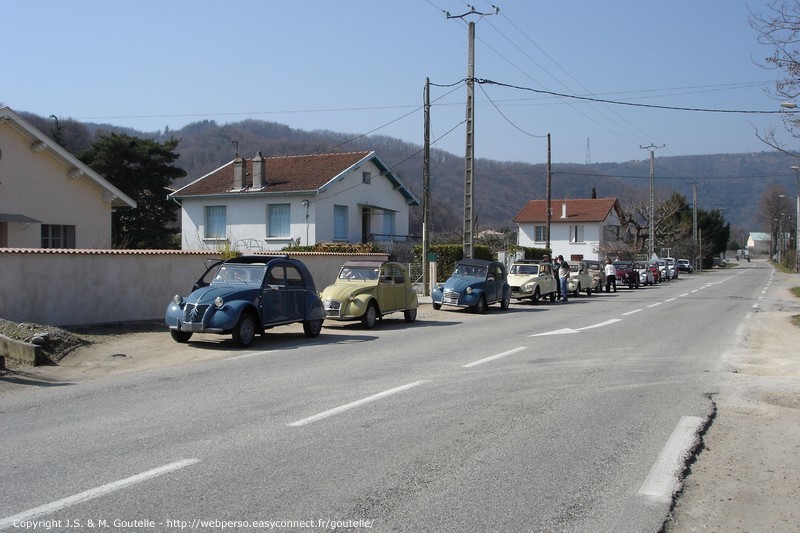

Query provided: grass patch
[791,286,800,299]
[792,315,800,328]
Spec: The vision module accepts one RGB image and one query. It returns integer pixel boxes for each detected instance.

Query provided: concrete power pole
[447,6,498,258]
[546,133,552,252]
[422,78,431,295]
[640,144,664,259]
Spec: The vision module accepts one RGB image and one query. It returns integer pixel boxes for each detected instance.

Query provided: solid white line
[576,319,622,331]
[462,346,527,368]
[0,459,200,529]
[638,416,704,503]
[622,309,643,316]
[288,381,428,427]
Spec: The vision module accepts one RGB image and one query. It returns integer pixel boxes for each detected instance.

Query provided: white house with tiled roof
[513,198,624,261]
[0,106,136,248]
[169,150,419,251]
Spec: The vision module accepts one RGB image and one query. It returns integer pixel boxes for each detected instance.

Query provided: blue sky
[1,0,791,164]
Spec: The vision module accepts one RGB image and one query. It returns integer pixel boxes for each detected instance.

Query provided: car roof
[341,259,388,268]
[224,254,288,265]
[458,258,497,267]
[512,260,542,264]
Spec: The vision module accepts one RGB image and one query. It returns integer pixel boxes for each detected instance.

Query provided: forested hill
[20,112,800,233]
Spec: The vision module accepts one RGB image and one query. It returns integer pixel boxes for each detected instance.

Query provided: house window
[205,206,226,239]
[569,224,584,243]
[534,225,546,242]
[267,204,290,238]
[362,171,371,184]
[382,210,395,241]
[334,205,348,240]
[41,224,75,248]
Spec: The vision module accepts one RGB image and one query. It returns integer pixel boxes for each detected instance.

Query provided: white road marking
[665,298,677,302]
[228,350,274,361]
[752,303,759,310]
[638,416,704,503]
[647,302,662,308]
[288,381,428,427]
[530,328,579,337]
[622,309,643,316]
[462,346,527,368]
[0,459,200,529]
[680,293,689,297]
[576,319,622,331]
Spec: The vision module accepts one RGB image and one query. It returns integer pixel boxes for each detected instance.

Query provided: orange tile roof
[513,198,621,223]
[172,151,372,197]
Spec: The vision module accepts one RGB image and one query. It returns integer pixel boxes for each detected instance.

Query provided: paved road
[0,265,768,532]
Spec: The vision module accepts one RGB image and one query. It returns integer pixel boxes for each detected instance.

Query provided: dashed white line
[647,302,662,308]
[0,459,200,529]
[577,319,622,331]
[622,309,643,316]
[665,298,677,303]
[288,381,428,427]
[463,346,527,368]
[638,416,704,503]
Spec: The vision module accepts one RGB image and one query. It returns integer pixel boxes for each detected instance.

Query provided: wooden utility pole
[546,133,552,252]
[422,78,431,295]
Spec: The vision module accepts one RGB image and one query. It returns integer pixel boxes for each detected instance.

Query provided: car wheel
[361,301,378,328]
[474,296,487,314]
[532,288,541,303]
[500,293,510,310]
[574,283,580,297]
[303,318,323,337]
[232,313,257,347]
[586,287,592,296]
[170,330,192,343]
[432,302,442,310]
[404,308,417,323]
[549,291,556,302]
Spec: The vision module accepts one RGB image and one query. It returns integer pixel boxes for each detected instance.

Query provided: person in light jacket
[557,255,570,302]
[604,258,617,292]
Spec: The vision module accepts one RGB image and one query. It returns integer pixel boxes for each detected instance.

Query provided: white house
[0,106,136,248]
[169,150,419,251]
[513,198,624,261]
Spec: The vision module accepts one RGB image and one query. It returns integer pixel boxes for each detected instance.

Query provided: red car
[613,261,641,289]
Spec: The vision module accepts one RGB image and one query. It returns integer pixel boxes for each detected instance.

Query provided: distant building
[513,198,624,261]
[169,150,419,251]
[0,106,136,248]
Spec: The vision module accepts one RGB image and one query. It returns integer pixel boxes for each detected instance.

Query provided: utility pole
[422,78,431,295]
[447,5,498,259]
[546,133,552,252]
[689,181,698,272]
[640,144,664,259]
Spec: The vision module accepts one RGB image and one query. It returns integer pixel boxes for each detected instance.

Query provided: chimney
[233,157,245,190]
[253,151,266,189]
[561,201,567,219]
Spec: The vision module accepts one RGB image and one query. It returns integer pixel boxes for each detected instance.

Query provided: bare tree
[751,1,800,153]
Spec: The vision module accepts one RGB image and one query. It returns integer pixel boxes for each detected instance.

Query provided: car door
[377,264,400,312]
[484,264,501,303]
[283,264,306,321]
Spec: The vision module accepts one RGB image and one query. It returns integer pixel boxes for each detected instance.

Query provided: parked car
[656,259,671,282]
[583,260,606,293]
[165,255,326,347]
[647,261,662,283]
[320,259,418,328]
[664,257,679,279]
[613,260,641,289]
[677,258,693,273]
[432,259,511,313]
[567,261,593,296]
[636,261,654,286]
[507,260,558,303]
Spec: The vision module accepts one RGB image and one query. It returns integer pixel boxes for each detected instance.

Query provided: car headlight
[466,287,472,294]
[214,296,224,308]
[173,295,183,305]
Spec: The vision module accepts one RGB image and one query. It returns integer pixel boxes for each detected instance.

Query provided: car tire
[549,291,556,302]
[362,301,378,328]
[532,288,541,303]
[432,302,442,310]
[232,313,257,347]
[474,296,487,314]
[404,308,417,323]
[586,287,592,296]
[303,318,323,337]
[170,330,192,343]
[500,293,510,310]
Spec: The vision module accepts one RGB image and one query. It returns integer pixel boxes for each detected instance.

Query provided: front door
[361,208,371,243]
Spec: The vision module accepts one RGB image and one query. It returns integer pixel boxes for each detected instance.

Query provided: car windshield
[614,261,632,269]
[338,267,380,281]
[510,264,538,275]
[453,264,488,278]
[587,263,600,271]
[211,265,266,286]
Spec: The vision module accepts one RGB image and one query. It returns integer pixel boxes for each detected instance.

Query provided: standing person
[557,255,570,302]
[550,254,561,299]
[604,258,617,292]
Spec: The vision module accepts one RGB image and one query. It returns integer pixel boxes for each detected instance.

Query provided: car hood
[321,281,377,301]
[186,285,259,304]
[507,274,538,285]
[442,276,484,293]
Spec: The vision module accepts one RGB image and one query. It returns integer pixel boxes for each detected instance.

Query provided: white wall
[0,124,113,248]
